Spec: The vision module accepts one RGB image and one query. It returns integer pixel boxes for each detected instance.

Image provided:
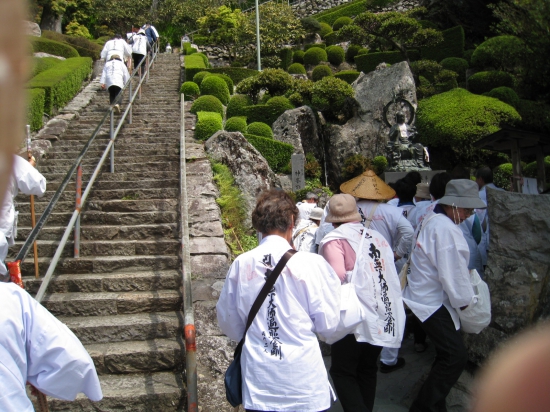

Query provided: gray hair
[305,192,318,201]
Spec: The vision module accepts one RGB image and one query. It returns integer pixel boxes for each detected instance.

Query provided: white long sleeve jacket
[100,58,130,89]
[100,38,132,61]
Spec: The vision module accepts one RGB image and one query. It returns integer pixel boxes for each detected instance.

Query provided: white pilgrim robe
[217,235,341,411]
[407,199,435,230]
[296,201,316,222]
[403,210,475,330]
[100,38,132,62]
[0,232,7,277]
[0,282,102,411]
[0,155,46,245]
[292,219,318,253]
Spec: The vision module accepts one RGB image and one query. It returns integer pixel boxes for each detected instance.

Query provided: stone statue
[386,112,430,171]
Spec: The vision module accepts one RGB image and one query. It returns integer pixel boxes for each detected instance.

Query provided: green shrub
[27,88,45,131]
[515,100,550,133]
[183,43,197,55]
[193,35,208,46]
[305,43,327,51]
[326,45,345,66]
[195,53,209,67]
[468,71,515,95]
[334,70,360,84]
[357,48,369,56]
[372,156,388,174]
[463,49,475,65]
[523,157,550,178]
[301,17,322,33]
[440,57,469,82]
[27,57,92,115]
[320,23,333,39]
[346,44,362,63]
[471,35,525,71]
[261,55,282,69]
[247,122,273,138]
[355,50,420,74]
[267,95,294,113]
[419,20,438,29]
[30,57,62,79]
[235,69,294,103]
[180,81,200,101]
[304,47,328,66]
[200,75,230,105]
[288,63,307,74]
[324,32,340,46]
[193,71,212,86]
[293,50,305,64]
[244,98,293,126]
[190,95,224,117]
[342,154,371,180]
[286,78,315,107]
[333,16,353,31]
[205,67,259,84]
[416,88,521,159]
[185,54,207,82]
[227,94,252,118]
[410,59,442,83]
[493,163,513,191]
[420,26,464,62]
[305,153,322,179]
[280,48,293,71]
[311,76,354,118]
[41,30,101,60]
[214,73,234,95]
[224,116,248,133]
[312,64,333,81]
[31,37,79,59]
[316,0,368,26]
[483,87,520,109]
[244,134,294,173]
[195,111,223,141]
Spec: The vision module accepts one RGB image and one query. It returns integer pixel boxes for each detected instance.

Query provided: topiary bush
[483,87,520,109]
[247,122,273,138]
[205,67,259,84]
[324,32,339,46]
[315,0,367,26]
[41,30,101,60]
[280,48,293,71]
[193,71,212,86]
[226,94,252,118]
[326,45,345,66]
[312,65,333,82]
[286,78,314,107]
[471,35,525,72]
[319,23,333,39]
[190,95,224,117]
[244,96,294,126]
[31,37,79,59]
[468,71,515,95]
[288,63,307,75]
[332,16,353,31]
[180,81,200,101]
[267,95,295,114]
[493,163,513,191]
[224,116,248,133]
[261,55,282,69]
[346,44,362,63]
[30,57,62,79]
[244,134,294,173]
[304,47,328,66]
[355,50,420,74]
[301,17,322,33]
[304,43,327,51]
[195,111,223,141]
[235,68,294,103]
[420,25,464,62]
[372,156,388,175]
[334,70,360,84]
[440,57,469,82]
[311,76,354,119]
[194,52,210,67]
[213,73,234,94]
[293,50,305,64]
[200,75,230,105]
[27,88,45,131]
[185,54,207,82]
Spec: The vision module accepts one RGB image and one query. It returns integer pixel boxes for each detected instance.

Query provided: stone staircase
[11,53,187,411]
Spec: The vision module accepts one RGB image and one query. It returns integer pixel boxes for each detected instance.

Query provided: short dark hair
[429,172,452,200]
[403,171,422,186]
[394,178,416,203]
[252,189,298,234]
[475,166,493,184]
[114,33,122,39]
[451,165,470,180]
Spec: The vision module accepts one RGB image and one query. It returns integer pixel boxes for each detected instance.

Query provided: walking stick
[26,126,39,279]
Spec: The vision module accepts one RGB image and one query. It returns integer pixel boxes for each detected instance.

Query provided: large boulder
[25,21,41,37]
[272,106,322,161]
[464,189,550,364]
[204,131,281,228]
[324,61,417,187]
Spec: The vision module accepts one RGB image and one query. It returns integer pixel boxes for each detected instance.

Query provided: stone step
[19,254,179,276]
[24,270,180,294]
[39,154,180,167]
[39,161,180,174]
[45,146,179,159]
[46,178,179,190]
[58,311,181,344]
[18,210,177,227]
[51,135,180,145]
[47,371,183,411]
[42,289,181,317]
[44,170,178,183]
[16,198,177,214]
[16,187,179,203]
[87,338,184,375]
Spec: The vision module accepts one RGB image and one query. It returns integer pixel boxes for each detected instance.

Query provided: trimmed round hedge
[326,45,345,66]
[333,16,353,31]
[190,95,224,117]
[493,163,512,191]
[471,35,525,71]
[266,96,295,113]
[195,111,223,141]
[200,75,230,105]
[301,17,321,33]
[346,44,362,63]
[180,81,200,101]
[193,71,211,86]
[288,63,307,75]
[194,52,209,67]
[334,70,360,84]
[247,122,273,138]
[312,65,333,82]
[311,76,354,117]
[440,57,469,82]
[483,87,520,108]
[304,47,328,66]
[324,32,339,46]
[224,116,248,133]
[226,94,252,118]
[293,50,305,64]
[304,43,326,51]
[319,23,333,39]
[468,71,515,95]
[213,73,234,95]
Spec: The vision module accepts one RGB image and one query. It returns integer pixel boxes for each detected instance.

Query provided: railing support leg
[146,55,150,83]
[74,164,82,258]
[129,80,133,124]
[110,110,115,173]
[139,66,142,100]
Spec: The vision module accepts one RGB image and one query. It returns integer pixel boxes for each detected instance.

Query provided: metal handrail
[11,44,159,302]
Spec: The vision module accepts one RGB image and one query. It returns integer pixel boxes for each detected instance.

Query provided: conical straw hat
[340,170,396,200]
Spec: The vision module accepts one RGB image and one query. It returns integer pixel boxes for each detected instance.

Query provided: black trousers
[330,334,382,412]
[409,306,468,412]
[132,53,145,74]
[108,86,121,105]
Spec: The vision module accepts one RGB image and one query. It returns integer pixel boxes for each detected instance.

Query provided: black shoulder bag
[225,249,297,407]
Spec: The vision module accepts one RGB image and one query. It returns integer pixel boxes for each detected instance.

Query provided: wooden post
[536,145,546,193]
[510,138,522,193]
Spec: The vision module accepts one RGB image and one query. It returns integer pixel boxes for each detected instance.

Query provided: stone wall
[464,189,550,364]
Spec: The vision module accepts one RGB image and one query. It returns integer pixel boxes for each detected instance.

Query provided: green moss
[227,94,253,118]
[224,116,248,133]
[247,122,273,138]
[244,134,294,173]
[293,50,305,64]
[440,57,469,82]
[468,71,515,95]
[483,87,520,109]
[190,95,224,117]
[332,16,353,31]
[288,63,307,75]
[180,81,200,101]
[420,26,465,62]
[30,37,79,59]
[312,65,333,82]
[27,88,45,131]
[334,70,360,84]
[326,45,345,66]
[200,75,230,105]
[195,111,223,141]
[304,47,328,66]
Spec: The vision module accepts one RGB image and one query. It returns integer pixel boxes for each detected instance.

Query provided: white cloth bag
[458,269,491,334]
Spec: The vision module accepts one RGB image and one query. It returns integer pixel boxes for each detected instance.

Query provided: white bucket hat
[439,179,487,209]
[309,207,324,221]
[325,194,362,223]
